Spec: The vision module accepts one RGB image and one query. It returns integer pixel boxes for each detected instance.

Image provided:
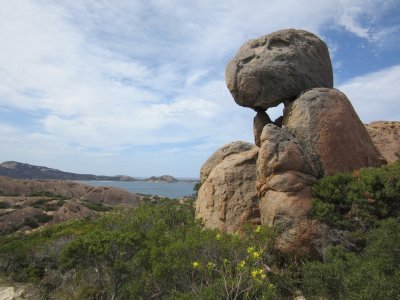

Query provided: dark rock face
[283,88,386,176]
[226,29,333,110]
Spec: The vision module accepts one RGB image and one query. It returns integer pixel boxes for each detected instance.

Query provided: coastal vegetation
[0,162,399,299]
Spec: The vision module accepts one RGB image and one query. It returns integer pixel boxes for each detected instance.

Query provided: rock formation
[196,28,394,256]
[0,177,140,235]
[199,141,254,183]
[256,125,319,254]
[253,109,272,147]
[225,29,333,110]
[366,121,400,163]
[196,146,260,233]
[283,88,386,176]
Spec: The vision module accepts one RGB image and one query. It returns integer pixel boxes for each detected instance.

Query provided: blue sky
[0,0,399,178]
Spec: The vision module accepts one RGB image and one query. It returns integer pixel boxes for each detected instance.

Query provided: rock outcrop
[366,121,400,163]
[199,141,254,183]
[226,29,333,110]
[50,201,96,224]
[196,146,260,233]
[256,125,319,254]
[283,88,386,176]
[0,177,140,235]
[196,28,397,256]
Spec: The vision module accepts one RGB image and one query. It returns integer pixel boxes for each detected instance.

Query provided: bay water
[79,180,197,199]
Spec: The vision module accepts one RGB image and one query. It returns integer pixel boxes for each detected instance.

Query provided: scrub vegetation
[0,162,399,299]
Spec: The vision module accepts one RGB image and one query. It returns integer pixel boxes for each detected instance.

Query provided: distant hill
[0,161,136,181]
[144,175,178,183]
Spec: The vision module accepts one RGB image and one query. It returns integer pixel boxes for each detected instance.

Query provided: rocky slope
[0,176,140,235]
[0,161,136,181]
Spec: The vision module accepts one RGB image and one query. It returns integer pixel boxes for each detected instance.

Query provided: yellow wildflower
[238,260,246,268]
[251,270,258,278]
[247,246,255,254]
[252,251,260,259]
[216,233,222,240]
[255,225,262,233]
[192,261,200,269]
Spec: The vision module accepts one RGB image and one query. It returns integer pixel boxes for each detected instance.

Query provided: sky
[0,0,399,178]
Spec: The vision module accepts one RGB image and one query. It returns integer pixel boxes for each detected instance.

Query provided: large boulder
[196,147,260,233]
[283,88,386,176]
[365,121,400,163]
[256,124,319,254]
[226,29,333,110]
[199,141,254,184]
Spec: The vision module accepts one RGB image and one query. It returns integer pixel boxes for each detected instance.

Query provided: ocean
[79,180,197,199]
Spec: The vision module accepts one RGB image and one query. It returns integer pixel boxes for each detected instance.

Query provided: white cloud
[338,0,400,45]
[0,0,398,176]
[338,65,400,123]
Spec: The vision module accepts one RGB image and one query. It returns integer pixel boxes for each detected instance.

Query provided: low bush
[311,161,400,230]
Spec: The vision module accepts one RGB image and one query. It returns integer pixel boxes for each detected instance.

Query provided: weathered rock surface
[0,177,91,198]
[253,110,272,147]
[0,177,139,205]
[50,201,96,224]
[199,141,254,183]
[256,124,319,254]
[283,88,386,176]
[196,147,260,233]
[366,121,400,163]
[0,177,140,235]
[0,207,44,234]
[82,186,140,206]
[226,29,333,110]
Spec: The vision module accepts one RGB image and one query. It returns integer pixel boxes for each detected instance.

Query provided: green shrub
[81,201,112,212]
[311,161,400,230]
[0,201,11,209]
[36,214,53,223]
[302,218,400,299]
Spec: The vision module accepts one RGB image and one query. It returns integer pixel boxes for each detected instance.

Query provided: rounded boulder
[225,29,333,110]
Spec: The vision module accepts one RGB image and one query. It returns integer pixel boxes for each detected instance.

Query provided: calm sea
[79,180,197,199]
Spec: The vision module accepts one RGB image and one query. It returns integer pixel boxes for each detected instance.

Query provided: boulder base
[196,147,260,233]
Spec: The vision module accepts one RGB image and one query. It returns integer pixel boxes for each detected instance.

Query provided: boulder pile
[196,29,388,255]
